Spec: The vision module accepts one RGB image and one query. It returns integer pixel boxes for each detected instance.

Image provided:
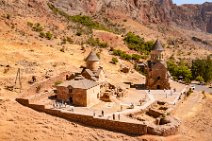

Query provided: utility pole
[13,68,22,93]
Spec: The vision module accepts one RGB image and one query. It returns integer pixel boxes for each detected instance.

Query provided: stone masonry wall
[17,97,180,136]
[16,98,147,135]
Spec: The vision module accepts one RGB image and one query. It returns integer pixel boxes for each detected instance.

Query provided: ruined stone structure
[145,40,170,90]
[56,75,100,107]
[81,51,105,83]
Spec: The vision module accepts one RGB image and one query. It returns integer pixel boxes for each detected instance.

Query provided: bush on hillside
[111,57,118,65]
[191,56,212,83]
[112,49,142,62]
[124,32,154,54]
[32,23,43,32]
[167,59,192,82]
[87,37,108,48]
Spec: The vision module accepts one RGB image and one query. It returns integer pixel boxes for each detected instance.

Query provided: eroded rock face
[50,0,212,33]
[172,2,212,33]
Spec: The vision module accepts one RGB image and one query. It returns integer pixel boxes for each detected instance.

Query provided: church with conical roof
[145,40,170,89]
[81,50,105,83]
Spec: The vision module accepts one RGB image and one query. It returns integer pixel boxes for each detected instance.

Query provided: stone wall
[86,86,100,107]
[86,61,99,71]
[147,118,180,136]
[17,97,180,136]
[72,88,87,106]
[16,98,147,135]
[146,62,170,90]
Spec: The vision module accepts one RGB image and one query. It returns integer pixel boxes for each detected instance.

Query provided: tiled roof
[152,40,164,51]
[58,75,99,89]
[86,51,99,62]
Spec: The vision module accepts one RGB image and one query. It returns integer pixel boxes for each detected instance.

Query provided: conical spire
[152,40,164,51]
[86,51,99,62]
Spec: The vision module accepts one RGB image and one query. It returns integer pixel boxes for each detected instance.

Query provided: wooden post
[13,68,22,93]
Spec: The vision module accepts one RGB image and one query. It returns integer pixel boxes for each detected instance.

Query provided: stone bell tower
[145,40,170,90]
[85,51,100,71]
[150,40,165,62]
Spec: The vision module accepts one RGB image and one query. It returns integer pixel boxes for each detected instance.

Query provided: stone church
[145,40,170,90]
[56,75,100,107]
[81,51,105,83]
[55,51,105,107]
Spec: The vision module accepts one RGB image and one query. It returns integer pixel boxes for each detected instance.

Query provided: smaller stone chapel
[55,51,105,107]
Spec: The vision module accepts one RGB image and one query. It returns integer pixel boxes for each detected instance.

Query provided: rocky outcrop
[1,0,211,33]
[50,0,212,33]
[172,2,212,33]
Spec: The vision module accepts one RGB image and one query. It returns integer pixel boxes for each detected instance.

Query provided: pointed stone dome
[86,51,99,62]
[152,40,164,51]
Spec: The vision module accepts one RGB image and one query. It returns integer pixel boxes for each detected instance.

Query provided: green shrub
[112,49,142,61]
[39,31,53,40]
[48,3,126,34]
[191,56,212,83]
[45,31,53,40]
[87,37,108,48]
[132,54,142,62]
[47,3,108,31]
[111,57,118,64]
[54,81,62,86]
[123,32,154,54]
[167,59,192,82]
[120,53,131,60]
[32,23,43,32]
[196,76,204,83]
[27,22,33,27]
[39,32,45,38]
[113,49,123,56]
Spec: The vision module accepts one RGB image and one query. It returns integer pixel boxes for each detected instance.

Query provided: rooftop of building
[57,75,99,89]
[86,51,99,62]
[152,40,164,51]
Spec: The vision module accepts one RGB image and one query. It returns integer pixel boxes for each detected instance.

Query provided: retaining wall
[17,98,147,135]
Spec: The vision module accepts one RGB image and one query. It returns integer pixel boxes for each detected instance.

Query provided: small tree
[111,57,118,65]
[45,31,53,40]
[39,32,45,38]
[196,75,204,83]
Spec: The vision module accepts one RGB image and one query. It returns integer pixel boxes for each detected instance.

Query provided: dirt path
[173,92,212,141]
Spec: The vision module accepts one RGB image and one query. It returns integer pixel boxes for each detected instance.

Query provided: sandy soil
[173,92,212,141]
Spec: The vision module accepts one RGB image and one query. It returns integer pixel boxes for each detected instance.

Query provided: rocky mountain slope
[51,0,212,33]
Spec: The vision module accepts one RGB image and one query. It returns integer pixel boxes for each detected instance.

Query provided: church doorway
[69,97,73,103]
